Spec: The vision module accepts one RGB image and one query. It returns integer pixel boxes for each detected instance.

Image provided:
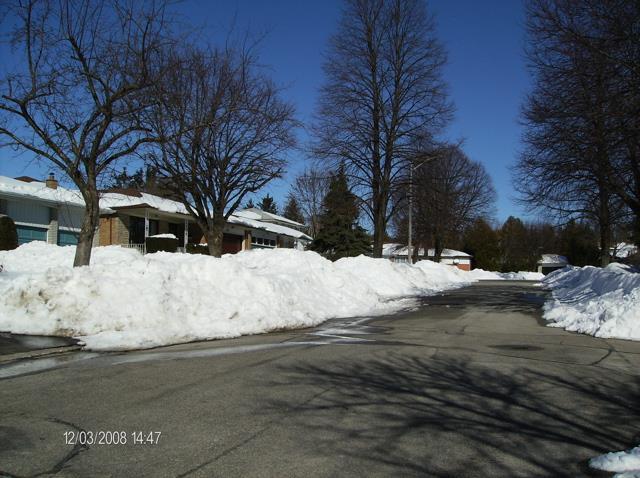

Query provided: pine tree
[244,199,256,209]
[258,194,278,214]
[282,194,305,225]
[310,168,370,260]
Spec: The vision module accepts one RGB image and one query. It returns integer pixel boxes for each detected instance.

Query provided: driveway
[1,281,639,477]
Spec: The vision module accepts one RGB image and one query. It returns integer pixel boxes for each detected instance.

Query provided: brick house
[0,175,312,253]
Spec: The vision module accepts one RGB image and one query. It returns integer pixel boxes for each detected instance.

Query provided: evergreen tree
[282,194,305,225]
[244,199,256,209]
[109,167,145,190]
[462,218,501,271]
[559,221,600,267]
[500,216,534,272]
[258,194,278,214]
[310,168,370,260]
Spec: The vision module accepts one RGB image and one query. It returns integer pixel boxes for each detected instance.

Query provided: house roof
[238,207,305,228]
[0,175,85,208]
[229,213,312,241]
[538,254,568,265]
[611,242,638,259]
[100,191,189,215]
[382,243,472,258]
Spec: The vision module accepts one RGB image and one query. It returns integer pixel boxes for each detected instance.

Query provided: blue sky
[0,0,531,224]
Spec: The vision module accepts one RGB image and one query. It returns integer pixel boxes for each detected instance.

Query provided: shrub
[0,215,18,251]
[186,243,209,255]
[145,236,178,254]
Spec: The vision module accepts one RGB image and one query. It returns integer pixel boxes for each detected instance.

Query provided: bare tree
[515,0,639,263]
[411,145,496,261]
[313,0,453,257]
[290,167,330,238]
[0,0,171,266]
[148,46,297,257]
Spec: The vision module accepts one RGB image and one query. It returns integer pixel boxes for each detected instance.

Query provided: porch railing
[123,243,187,255]
[123,243,146,255]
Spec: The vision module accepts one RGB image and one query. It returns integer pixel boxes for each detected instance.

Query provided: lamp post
[408,165,414,264]
[407,156,432,265]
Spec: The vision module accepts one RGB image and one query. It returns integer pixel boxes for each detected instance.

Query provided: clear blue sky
[0,0,531,224]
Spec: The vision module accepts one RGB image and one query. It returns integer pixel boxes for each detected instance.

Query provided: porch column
[184,219,189,247]
[144,210,149,239]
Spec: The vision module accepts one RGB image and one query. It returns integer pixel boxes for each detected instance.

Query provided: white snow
[539,254,568,265]
[466,269,544,281]
[542,263,640,340]
[590,444,640,477]
[0,243,474,351]
[0,176,85,208]
[148,233,178,239]
[100,190,189,215]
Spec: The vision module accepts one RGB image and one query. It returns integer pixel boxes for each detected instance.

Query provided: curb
[0,345,83,364]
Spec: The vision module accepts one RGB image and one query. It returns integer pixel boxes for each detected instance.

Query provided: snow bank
[466,268,544,281]
[590,444,640,477]
[0,243,473,351]
[542,263,640,341]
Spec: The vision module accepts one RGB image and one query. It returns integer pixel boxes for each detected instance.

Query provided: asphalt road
[2,281,640,477]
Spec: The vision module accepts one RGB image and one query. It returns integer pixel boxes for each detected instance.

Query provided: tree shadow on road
[265,354,639,477]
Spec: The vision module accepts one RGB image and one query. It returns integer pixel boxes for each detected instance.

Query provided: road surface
[2,281,639,477]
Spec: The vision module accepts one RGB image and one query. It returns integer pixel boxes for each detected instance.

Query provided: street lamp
[407,158,430,265]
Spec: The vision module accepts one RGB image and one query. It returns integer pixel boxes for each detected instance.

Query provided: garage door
[16,225,47,245]
[58,230,79,246]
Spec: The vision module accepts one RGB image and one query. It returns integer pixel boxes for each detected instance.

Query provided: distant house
[611,242,638,261]
[0,174,85,246]
[537,254,569,275]
[0,175,312,253]
[382,243,472,271]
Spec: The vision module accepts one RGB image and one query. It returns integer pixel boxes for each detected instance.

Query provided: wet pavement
[0,332,78,355]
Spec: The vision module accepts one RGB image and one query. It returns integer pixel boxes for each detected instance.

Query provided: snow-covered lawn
[542,263,640,341]
[0,243,478,351]
[590,444,640,477]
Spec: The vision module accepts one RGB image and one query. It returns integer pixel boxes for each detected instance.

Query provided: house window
[58,230,79,246]
[251,235,276,249]
[16,225,47,245]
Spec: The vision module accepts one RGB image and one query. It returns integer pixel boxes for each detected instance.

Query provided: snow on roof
[612,242,638,259]
[538,254,568,265]
[100,190,188,215]
[228,214,312,241]
[0,175,85,208]
[238,207,306,228]
[382,243,471,258]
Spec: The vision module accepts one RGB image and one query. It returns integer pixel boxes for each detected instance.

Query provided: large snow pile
[466,269,544,281]
[542,263,640,340]
[0,243,474,351]
[590,444,640,477]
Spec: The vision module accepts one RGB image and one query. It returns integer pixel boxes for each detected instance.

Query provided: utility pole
[407,154,435,265]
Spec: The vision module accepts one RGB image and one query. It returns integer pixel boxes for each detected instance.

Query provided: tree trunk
[73,185,100,267]
[205,218,225,257]
[597,181,612,267]
[433,235,443,263]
